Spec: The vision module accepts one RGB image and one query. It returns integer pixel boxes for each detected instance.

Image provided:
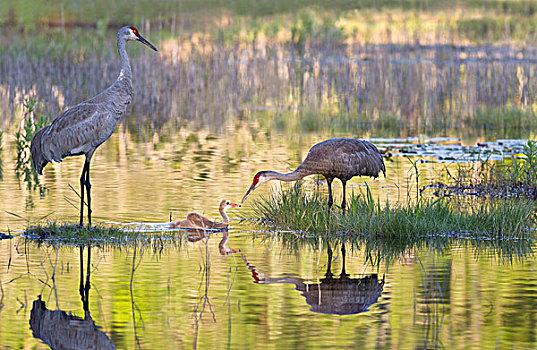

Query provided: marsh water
[2,36,537,349]
[0,127,536,349]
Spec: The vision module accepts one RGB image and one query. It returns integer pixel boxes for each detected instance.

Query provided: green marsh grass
[4,0,537,46]
[251,185,536,238]
[3,25,537,139]
[464,107,537,137]
[24,222,188,247]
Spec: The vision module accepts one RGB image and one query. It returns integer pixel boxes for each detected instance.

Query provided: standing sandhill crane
[30,26,158,227]
[241,138,385,213]
[170,199,241,229]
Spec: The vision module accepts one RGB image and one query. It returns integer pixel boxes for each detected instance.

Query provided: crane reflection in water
[243,243,385,315]
[29,246,116,349]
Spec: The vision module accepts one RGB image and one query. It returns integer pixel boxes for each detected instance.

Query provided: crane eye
[129,26,139,37]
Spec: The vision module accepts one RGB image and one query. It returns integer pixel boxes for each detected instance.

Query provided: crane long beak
[138,35,159,52]
[241,183,256,203]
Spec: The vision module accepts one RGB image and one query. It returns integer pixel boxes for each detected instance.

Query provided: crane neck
[117,36,132,82]
[219,207,230,224]
[265,168,312,182]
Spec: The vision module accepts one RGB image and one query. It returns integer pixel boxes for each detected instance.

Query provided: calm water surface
[0,128,535,349]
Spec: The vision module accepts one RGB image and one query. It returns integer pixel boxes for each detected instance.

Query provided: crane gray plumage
[242,138,385,213]
[30,25,158,226]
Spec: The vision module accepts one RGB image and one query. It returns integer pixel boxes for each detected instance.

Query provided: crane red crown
[253,173,260,186]
[130,26,139,37]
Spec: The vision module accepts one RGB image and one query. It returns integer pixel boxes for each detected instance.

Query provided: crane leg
[78,161,92,227]
[327,178,334,210]
[341,180,347,215]
[84,247,91,311]
[79,246,84,298]
[79,165,87,227]
[85,162,92,227]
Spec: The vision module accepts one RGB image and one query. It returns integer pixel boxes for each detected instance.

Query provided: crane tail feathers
[30,126,50,175]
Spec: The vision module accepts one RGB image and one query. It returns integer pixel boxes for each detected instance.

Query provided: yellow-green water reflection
[0,233,535,349]
[0,128,536,349]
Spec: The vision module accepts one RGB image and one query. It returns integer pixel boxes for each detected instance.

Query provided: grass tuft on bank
[24,222,187,247]
[251,185,536,238]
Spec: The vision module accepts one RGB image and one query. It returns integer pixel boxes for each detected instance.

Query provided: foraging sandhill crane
[30,26,158,227]
[170,199,241,229]
[242,138,385,213]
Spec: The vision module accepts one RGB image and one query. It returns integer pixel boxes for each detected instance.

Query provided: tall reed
[2,31,537,137]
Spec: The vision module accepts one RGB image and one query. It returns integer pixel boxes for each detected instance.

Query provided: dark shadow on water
[242,241,385,315]
[29,246,116,349]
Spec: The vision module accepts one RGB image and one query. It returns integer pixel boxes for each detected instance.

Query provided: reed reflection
[29,246,116,349]
[188,228,238,349]
[244,243,384,315]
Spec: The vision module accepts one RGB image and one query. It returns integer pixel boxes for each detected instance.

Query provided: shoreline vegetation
[3,0,537,46]
[4,0,537,243]
[434,140,537,199]
[249,184,536,238]
[3,38,537,139]
[23,223,189,247]
[2,1,537,139]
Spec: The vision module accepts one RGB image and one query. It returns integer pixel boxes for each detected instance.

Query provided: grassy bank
[3,36,537,139]
[3,0,537,46]
[250,185,536,238]
[24,223,187,247]
[3,1,537,141]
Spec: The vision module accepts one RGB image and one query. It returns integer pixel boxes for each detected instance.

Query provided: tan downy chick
[170,199,240,229]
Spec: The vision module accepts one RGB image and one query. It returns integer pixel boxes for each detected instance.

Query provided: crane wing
[302,138,385,179]
[41,103,121,163]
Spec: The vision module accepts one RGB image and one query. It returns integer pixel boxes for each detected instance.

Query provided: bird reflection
[187,228,238,256]
[29,246,116,349]
[244,244,384,315]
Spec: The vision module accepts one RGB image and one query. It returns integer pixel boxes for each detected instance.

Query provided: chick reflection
[187,228,238,256]
[244,244,384,315]
[29,246,116,349]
